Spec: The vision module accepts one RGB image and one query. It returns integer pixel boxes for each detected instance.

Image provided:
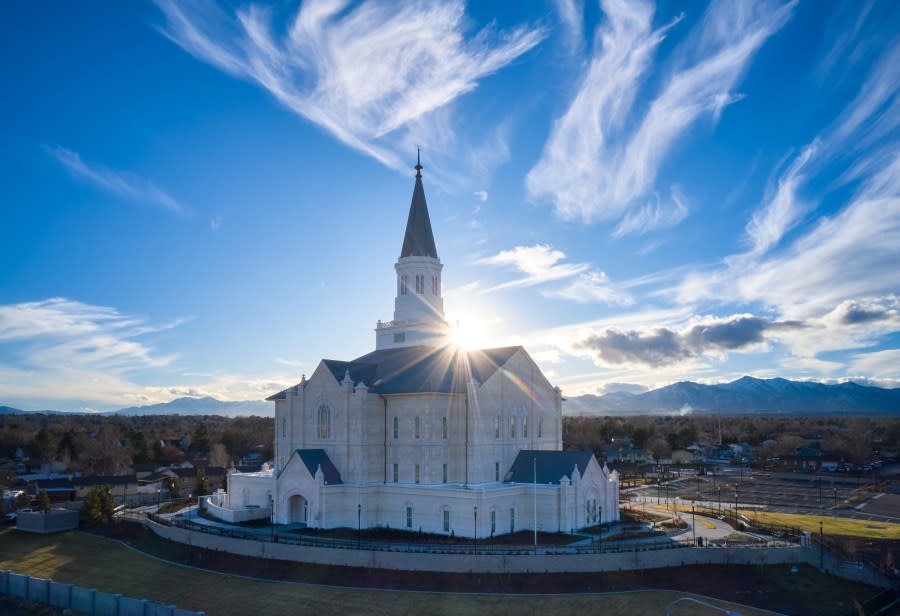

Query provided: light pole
[717,487,722,515]
[598,505,602,553]
[691,505,696,545]
[357,503,361,549]
[832,487,837,511]
[734,491,738,523]
[473,505,478,554]
[819,520,824,570]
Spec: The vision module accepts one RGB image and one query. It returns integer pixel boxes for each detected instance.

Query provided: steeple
[375,152,448,350]
[400,150,438,259]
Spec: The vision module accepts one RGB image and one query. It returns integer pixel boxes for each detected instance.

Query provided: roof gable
[295,448,342,485]
[506,450,595,484]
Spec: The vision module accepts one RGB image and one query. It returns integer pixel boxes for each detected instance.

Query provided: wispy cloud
[527,0,794,232]
[45,145,186,215]
[613,186,689,237]
[742,141,817,258]
[155,0,545,174]
[543,271,633,305]
[554,0,584,51]
[476,244,589,292]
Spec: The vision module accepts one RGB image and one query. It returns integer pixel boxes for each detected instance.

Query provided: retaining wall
[0,570,205,616]
[149,519,807,574]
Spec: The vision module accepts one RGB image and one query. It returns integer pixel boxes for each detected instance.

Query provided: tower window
[393,416,398,439]
[393,332,406,343]
[406,506,413,529]
[494,416,500,439]
[415,464,420,484]
[443,509,450,532]
[317,404,331,439]
[393,463,398,483]
[415,416,421,439]
[523,416,528,439]
[442,416,448,439]
[495,462,500,481]
[415,274,424,294]
[442,463,448,483]
[400,275,408,295]
[432,275,438,295]
[510,416,516,439]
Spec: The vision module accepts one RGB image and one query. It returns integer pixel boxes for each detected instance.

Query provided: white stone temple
[207,156,619,537]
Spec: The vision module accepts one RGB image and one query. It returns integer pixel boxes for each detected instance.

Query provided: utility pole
[533,456,538,548]
[819,520,824,570]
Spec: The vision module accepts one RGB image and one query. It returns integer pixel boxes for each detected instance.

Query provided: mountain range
[2,377,898,416]
[565,376,900,416]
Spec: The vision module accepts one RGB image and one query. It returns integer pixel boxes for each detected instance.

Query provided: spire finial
[415,147,423,178]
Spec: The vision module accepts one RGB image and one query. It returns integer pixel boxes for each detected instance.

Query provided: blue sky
[1,0,899,412]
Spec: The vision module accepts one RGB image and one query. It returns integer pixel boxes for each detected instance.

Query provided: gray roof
[506,450,595,485]
[296,449,342,484]
[331,345,520,394]
[267,345,521,400]
[400,158,437,259]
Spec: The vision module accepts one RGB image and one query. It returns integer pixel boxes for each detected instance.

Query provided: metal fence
[146,512,781,556]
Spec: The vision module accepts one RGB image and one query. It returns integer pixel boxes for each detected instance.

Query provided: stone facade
[214,161,619,537]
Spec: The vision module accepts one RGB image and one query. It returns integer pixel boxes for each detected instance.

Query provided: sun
[450,316,490,351]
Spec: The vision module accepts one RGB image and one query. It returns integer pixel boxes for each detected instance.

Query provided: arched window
[415,274,424,294]
[510,416,516,438]
[400,275,408,295]
[393,416,399,439]
[432,275,438,295]
[523,416,528,438]
[538,417,543,438]
[317,404,331,439]
[442,416,448,439]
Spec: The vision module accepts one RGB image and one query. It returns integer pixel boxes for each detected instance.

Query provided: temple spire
[400,152,437,259]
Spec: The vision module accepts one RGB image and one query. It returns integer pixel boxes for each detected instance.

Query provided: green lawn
[0,529,774,616]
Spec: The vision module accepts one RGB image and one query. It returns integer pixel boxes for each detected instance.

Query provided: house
[207,157,619,537]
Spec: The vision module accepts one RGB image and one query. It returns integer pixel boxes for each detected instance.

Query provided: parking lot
[626,467,899,524]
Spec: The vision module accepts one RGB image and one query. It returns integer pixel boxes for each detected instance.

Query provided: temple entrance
[288,494,308,524]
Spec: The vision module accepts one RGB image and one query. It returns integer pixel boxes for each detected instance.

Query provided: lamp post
[692,505,696,545]
[598,505,602,553]
[734,490,739,523]
[832,487,837,512]
[819,520,824,570]
[717,487,722,515]
[357,503,361,549]
[156,488,160,514]
[473,505,478,554]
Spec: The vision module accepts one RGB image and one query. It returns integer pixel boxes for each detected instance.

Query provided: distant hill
[0,405,26,415]
[565,376,900,416]
[113,396,272,417]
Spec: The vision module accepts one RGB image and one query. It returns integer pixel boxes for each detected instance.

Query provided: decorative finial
[415,147,423,178]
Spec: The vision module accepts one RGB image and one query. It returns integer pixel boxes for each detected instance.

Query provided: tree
[164,476,182,500]
[189,423,212,454]
[15,490,31,509]
[196,470,210,497]
[209,443,230,468]
[37,490,51,513]
[33,427,57,465]
[83,485,115,524]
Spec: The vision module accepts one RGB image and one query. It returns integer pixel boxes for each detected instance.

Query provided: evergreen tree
[37,490,51,513]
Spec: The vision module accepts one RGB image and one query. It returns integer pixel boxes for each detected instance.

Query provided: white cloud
[554,0,584,50]
[473,190,488,202]
[543,271,633,305]
[742,142,817,257]
[46,145,186,215]
[527,0,794,230]
[613,187,688,237]
[155,0,545,173]
[476,244,589,292]
[848,348,900,378]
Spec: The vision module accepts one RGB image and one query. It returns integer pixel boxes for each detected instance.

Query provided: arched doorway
[288,494,308,525]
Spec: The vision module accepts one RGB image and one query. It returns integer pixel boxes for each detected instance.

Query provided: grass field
[0,529,777,616]
[745,511,900,539]
[671,505,900,539]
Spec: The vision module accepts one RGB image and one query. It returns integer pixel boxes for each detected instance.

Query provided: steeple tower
[375,153,449,350]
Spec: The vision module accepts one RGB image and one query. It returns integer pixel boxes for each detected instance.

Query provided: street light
[717,487,722,515]
[357,503,361,549]
[598,505,603,553]
[473,505,478,554]
[692,505,696,545]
